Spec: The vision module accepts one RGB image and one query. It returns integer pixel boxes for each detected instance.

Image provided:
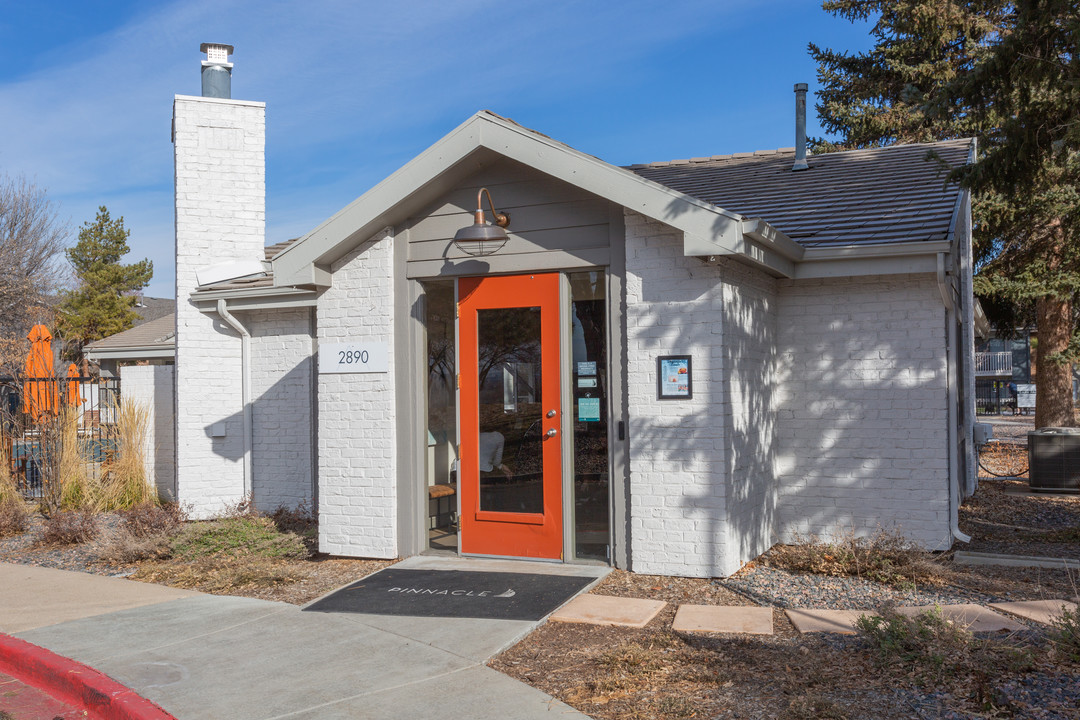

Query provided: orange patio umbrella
[66,363,84,408]
[22,324,58,423]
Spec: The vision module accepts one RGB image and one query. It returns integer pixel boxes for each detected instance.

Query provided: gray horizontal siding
[405,159,612,279]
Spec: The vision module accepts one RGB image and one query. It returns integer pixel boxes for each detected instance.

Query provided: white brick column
[172,95,265,518]
[316,230,396,558]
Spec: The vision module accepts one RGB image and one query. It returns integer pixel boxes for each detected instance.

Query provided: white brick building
[169,56,979,577]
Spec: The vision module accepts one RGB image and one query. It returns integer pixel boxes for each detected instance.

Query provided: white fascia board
[272,111,805,285]
[85,346,175,361]
[189,285,319,311]
[794,240,952,279]
[271,117,485,286]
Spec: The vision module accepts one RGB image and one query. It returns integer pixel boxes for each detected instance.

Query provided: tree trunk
[1033,295,1075,427]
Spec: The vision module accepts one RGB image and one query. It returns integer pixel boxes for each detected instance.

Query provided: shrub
[120,502,184,538]
[39,510,98,545]
[269,500,316,536]
[766,529,945,587]
[99,532,172,564]
[0,499,28,537]
[1049,604,1080,663]
[856,605,1034,686]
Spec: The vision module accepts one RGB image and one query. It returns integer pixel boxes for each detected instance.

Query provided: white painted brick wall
[247,308,314,511]
[718,259,778,573]
[316,229,396,559]
[775,274,951,549]
[626,211,738,577]
[173,95,265,518]
[119,365,176,501]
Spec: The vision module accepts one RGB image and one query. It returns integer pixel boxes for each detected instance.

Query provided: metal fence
[0,376,120,500]
[976,377,1019,416]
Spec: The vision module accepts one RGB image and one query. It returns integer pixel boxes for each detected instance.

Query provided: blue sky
[0,1,874,298]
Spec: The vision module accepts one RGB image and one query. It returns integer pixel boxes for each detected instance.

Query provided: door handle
[545,428,557,438]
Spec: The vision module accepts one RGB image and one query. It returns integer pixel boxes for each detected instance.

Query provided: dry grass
[56,407,92,510]
[97,398,154,510]
[0,441,28,537]
[763,528,947,587]
[0,439,17,505]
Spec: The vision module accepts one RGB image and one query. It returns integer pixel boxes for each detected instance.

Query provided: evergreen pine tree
[57,206,153,357]
[811,0,1079,426]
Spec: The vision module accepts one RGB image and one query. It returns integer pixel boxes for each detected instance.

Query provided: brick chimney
[172,43,265,517]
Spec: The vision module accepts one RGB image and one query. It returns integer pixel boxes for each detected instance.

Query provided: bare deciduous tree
[0,173,68,376]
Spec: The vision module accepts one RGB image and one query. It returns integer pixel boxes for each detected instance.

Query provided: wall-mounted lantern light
[452,188,511,256]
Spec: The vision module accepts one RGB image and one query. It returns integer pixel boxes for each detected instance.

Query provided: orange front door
[458,274,562,559]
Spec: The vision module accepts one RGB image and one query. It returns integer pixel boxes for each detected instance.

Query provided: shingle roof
[85,314,175,353]
[265,238,299,260]
[629,140,972,247]
[133,296,174,325]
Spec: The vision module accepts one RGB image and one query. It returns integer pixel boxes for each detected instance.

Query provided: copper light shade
[453,188,510,256]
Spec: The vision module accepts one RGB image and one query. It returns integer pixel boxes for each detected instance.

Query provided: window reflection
[570,272,609,561]
[477,307,544,514]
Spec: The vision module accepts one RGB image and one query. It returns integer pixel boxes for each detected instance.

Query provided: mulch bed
[494,444,1080,720]
[3,431,1078,718]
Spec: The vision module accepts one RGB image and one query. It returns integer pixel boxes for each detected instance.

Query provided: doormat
[302,568,595,621]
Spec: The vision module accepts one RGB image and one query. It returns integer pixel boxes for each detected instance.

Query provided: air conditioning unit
[1028,427,1080,494]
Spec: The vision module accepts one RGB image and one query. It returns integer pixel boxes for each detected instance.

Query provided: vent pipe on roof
[200,43,234,99]
[792,82,809,171]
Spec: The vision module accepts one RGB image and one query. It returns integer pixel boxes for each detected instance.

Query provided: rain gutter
[216,299,253,497]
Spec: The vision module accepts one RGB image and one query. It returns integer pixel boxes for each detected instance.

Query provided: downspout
[937,253,971,543]
[216,299,253,498]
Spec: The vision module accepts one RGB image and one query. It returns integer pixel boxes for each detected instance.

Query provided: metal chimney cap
[200,43,234,65]
[794,82,808,92]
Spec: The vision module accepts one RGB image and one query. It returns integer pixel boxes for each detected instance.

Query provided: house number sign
[319,342,389,374]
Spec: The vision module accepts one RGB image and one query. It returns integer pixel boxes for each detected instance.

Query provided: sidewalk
[1,559,601,719]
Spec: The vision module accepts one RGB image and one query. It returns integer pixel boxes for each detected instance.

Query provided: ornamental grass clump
[99,398,155,510]
[765,528,945,587]
[0,442,28,537]
[56,407,92,511]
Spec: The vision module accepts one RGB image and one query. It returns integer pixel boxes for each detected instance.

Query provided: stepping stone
[989,600,1079,626]
[785,608,871,635]
[896,603,1026,633]
[673,605,773,635]
[549,594,666,628]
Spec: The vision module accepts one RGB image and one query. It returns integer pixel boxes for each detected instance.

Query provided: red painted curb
[0,633,176,720]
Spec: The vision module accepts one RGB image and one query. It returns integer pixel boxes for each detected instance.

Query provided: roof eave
[85,346,175,362]
[272,111,793,284]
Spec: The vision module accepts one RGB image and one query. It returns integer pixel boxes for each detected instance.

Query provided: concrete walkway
[1,558,606,719]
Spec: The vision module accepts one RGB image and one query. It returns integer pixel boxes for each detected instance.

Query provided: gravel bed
[0,513,133,576]
[719,565,1003,609]
[989,673,1080,719]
